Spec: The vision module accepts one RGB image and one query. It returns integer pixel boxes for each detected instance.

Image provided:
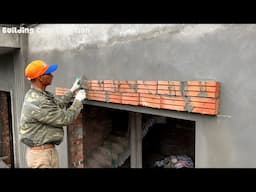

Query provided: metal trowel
[78,75,89,90]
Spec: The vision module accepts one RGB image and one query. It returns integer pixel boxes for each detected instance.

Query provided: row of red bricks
[87,80,220,97]
[56,80,220,115]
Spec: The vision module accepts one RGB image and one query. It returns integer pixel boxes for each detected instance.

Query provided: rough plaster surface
[0,28,19,48]
[29,24,182,52]
[27,24,256,168]
[0,54,14,91]
[29,24,227,53]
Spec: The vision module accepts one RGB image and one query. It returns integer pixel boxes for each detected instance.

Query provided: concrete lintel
[85,100,216,122]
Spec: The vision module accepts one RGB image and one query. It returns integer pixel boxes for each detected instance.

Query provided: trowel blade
[80,75,89,90]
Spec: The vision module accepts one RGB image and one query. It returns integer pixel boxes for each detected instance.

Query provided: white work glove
[70,78,81,93]
[75,89,86,102]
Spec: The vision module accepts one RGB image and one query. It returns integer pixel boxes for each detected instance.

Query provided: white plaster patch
[29,24,226,53]
[175,24,226,41]
[28,24,180,53]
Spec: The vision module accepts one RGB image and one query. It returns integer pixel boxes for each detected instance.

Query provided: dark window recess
[110,110,129,137]
[82,106,130,168]
[73,104,195,168]
[142,116,195,168]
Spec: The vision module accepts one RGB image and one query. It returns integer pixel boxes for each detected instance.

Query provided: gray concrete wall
[0,49,29,168]
[0,31,19,48]
[12,35,30,168]
[0,30,30,168]
[27,24,256,168]
[0,53,14,91]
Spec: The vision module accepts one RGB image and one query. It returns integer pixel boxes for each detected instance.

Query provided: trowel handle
[76,77,81,85]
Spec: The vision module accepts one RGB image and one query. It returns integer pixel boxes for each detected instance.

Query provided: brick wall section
[0,92,12,166]
[56,80,220,115]
[68,109,85,168]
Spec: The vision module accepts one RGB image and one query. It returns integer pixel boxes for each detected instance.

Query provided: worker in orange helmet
[19,60,86,168]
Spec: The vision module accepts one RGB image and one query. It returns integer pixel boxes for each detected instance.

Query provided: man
[19,60,86,168]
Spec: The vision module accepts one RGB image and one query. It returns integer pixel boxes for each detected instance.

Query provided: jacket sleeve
[53,90,74,109]
[31,99,83,127]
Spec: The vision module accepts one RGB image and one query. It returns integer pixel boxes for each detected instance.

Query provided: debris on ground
[153,155,194,168]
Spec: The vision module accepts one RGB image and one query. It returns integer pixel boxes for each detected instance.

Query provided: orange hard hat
[25,60,58,80]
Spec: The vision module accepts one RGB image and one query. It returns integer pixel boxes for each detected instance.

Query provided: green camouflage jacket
[19,87,83,147]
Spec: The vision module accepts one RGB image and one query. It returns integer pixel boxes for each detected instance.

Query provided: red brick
[157,89,182,96]
[138,88,156,94]
[108,98,122,104]
[160,104,185,111]
[184,91,219,98]
[89,80,104,91]
[55,87,70,96]
[137,81,157,94]
[160,95,186,106]
[187,80,219,87]
[189,97,217,103]
[140,93,160,101]
[87,90,105,102]
[122,100,139,105]
[122,93,139,105]
[105,92,122,104]
[87,90,105,97]
[137,89,155,94]
[104,80,120,92]
[0,92,12,165]
[216,82,220,97]
[142,102,160,108]
[103,80,113,84]
[86,80,92,89]
[140,94,160,108]
[122,93,139,101]
[137,80,157,85]
[157,85,180,90]
[160,95,185,101]
[119,80,137,93]
[184,86,218,92]
[67,108,85,168]
[89,96,106,102]
[189,101,217,109]
[191,108,217,115]
[157,82,182,96]
[158,80,181,86]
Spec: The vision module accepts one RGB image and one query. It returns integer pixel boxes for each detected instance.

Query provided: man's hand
[70,78,81,93]
[75,90,86,102]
